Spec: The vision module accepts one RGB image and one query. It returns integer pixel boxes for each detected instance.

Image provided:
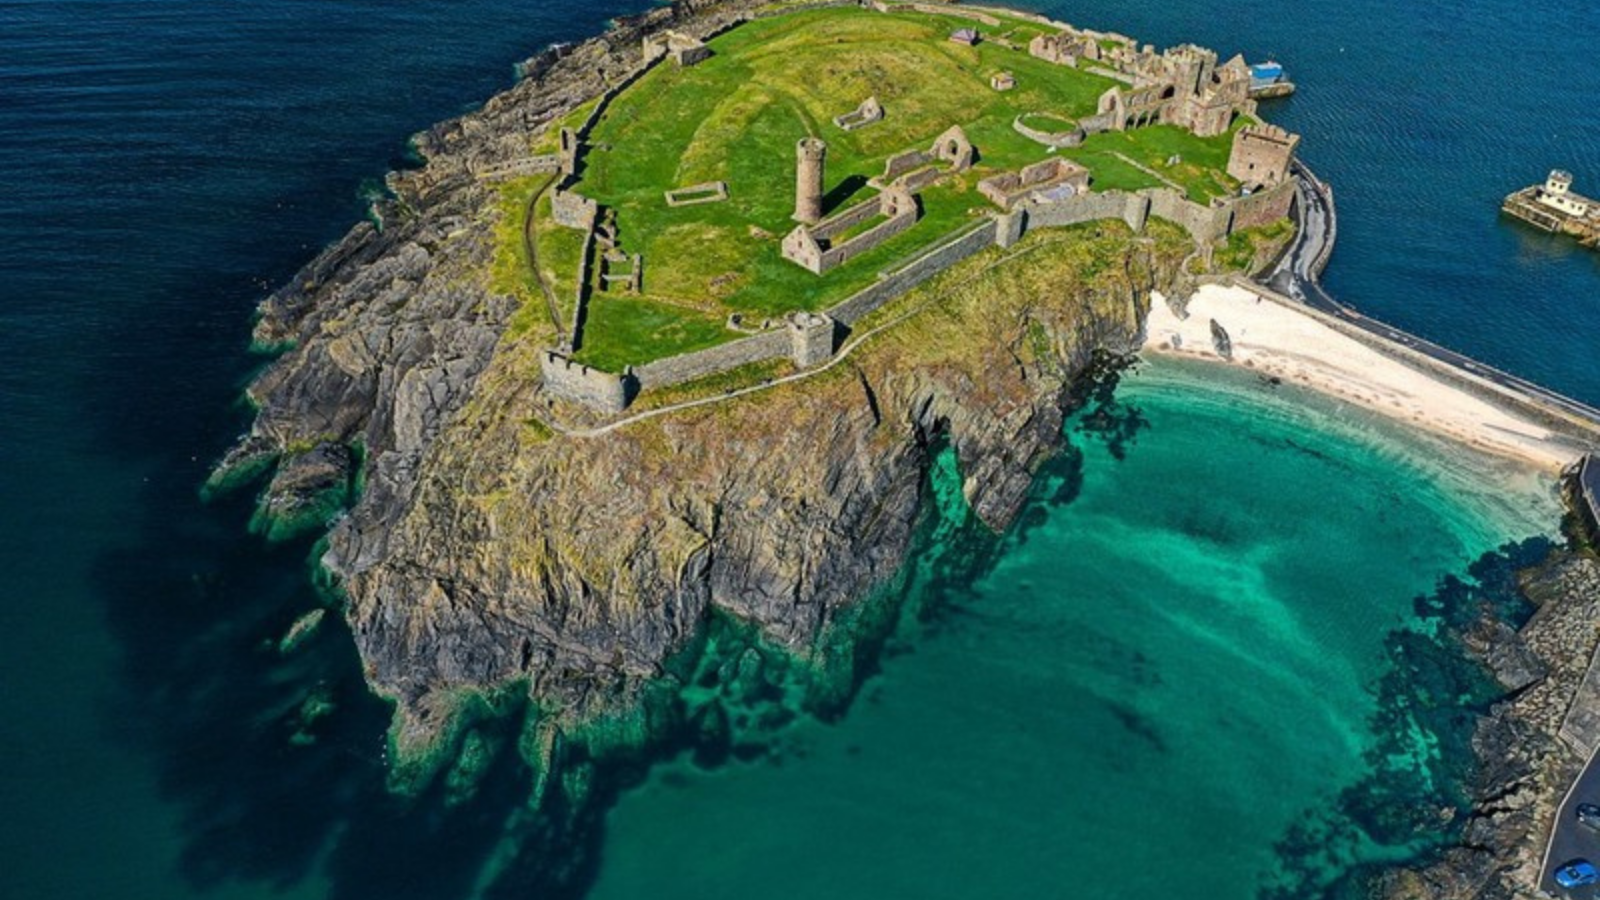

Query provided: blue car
[1555,860,1600,889]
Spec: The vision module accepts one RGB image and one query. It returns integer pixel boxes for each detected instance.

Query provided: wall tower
[794,137,827,224]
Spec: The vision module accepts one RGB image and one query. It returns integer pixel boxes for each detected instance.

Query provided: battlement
[539,351,634,413]
[1227,124,1300,187]
[642,30,712,67]
[789,312,836,368]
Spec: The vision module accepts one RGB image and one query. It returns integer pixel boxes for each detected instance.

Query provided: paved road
[1255,163,1600,435]
[1542,744,1600,898]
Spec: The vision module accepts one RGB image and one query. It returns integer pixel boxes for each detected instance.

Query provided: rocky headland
[207,1,1600,896]
[212,0,1204,801]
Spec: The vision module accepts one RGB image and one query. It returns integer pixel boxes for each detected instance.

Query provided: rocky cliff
[213,0,1193,786]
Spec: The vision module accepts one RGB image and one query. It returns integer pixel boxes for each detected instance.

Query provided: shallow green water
[585,358,1557,900]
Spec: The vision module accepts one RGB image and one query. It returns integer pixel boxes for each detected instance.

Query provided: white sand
[1143,283,1581,471]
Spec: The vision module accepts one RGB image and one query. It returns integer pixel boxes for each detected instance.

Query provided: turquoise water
[586,359,1554,900]
[0,0,1594,896]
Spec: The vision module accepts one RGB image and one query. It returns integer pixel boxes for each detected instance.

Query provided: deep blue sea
[0,0,1596,898]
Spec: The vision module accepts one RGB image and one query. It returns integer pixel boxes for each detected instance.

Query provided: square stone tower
[1226,124,1300,186]
[789,312,835,368]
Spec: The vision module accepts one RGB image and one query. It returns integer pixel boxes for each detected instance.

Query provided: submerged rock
[278,609,327,655]
[1373,549,1600,900]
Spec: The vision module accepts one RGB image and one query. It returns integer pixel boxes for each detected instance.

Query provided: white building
[1538,170,1592,218]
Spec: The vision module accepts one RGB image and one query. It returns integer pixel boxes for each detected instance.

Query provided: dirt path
[522,175,563,334]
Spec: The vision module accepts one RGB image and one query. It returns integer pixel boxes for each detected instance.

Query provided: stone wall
[1026,190,1150,234]
[1012,115,1085,149]
[884,149,934,181]
[471,154,562,181]
[540,351,632,412]
[1226,178,1295,231]
[898,166,947,192]
[979,158,1091,211]
[569,219,597,349]
[1144,188,1230,245]
[830,220,999,325]
[551,188,598,229]
[632,328,790,389]
[817,207,917,272]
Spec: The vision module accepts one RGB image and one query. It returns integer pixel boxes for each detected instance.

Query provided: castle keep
[1227,124,1299,187]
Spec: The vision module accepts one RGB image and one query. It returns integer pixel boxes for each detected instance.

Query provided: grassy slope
[493,175,556,342]
[525,5,1241,368]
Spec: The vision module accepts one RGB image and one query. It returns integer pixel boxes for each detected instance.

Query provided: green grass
[1213,217,1294,273]
[577,7,1119,318]
[492,175,557,341]
[573,296,730,372]
[523,4,1243,366]
[1019,112,1078,134]
[532,193,589,324]
[1065,150,1164,194]
[1063,121,1247,202]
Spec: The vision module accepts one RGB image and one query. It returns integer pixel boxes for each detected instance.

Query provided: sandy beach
[1143,283,1584,471]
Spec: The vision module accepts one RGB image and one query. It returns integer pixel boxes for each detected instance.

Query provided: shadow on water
[94,471,582,899]
[76,177,616,896]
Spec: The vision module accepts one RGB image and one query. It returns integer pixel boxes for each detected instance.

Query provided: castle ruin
[782,182,920,275]
[1029,30,1096,67]
[642,30,712,67]
[1091,45,1253,138]
[979,158,1091,211]
[833,96,884,131]
[530,8,1306,417]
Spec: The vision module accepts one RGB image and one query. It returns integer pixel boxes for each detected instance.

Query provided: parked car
[1578,803,1600,830]
[1555,860,1600,889]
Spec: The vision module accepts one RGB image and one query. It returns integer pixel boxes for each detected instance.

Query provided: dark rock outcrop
[1374,550,1600,899]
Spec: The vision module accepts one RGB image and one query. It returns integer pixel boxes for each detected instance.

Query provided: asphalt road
[1542,745,1600,898]
[1256,163,1600,433]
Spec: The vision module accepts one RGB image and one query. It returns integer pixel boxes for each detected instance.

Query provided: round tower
[794,138,827,225]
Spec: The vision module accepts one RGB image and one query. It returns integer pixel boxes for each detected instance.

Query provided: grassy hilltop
[502,4,1250,371]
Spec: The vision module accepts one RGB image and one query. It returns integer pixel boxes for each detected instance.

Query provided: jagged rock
[1377,550,1600,899]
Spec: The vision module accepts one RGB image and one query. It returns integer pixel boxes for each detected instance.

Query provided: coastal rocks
[223,213,1179,782]
[250,442,353,542]
[1376,550,1600,900]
